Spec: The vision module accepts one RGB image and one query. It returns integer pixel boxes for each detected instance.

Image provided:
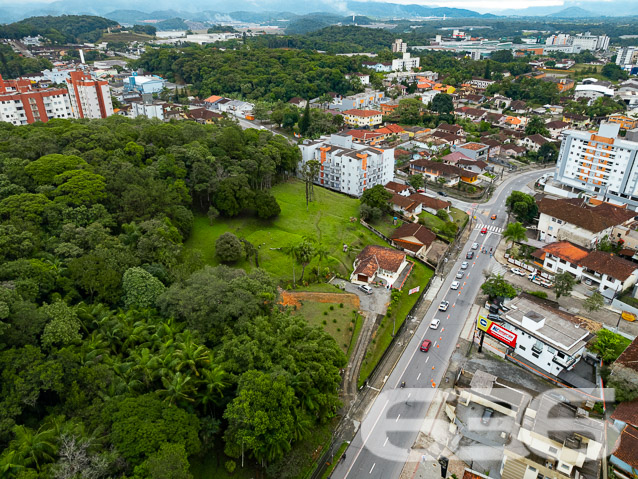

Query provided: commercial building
[549,123,638,209]
[124,74,166,94]
[497,295,593,377]
[571,33,610,51]
[130,100,165,121]
[0,74,73,125]
[299,133,394,197]
[573,79,615,102]
[616,46,638,72]
[330,89,385,112]
[66,71,113,119]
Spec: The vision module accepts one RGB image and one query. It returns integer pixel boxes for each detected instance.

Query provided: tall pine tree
[299,100,311,136]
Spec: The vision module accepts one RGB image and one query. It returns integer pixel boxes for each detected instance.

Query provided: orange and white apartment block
[66,71,113,119]
[551,122,638,209]
[0,74,73,125]
[299,133,394,197]
[342,109,383,129]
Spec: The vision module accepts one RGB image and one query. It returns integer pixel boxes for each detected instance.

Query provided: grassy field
[185,179,389,283]
[296,300,358,354]
[358,261,434,386]
[450,207,469,229]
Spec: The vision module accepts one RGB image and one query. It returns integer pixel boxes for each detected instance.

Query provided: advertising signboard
[477,316,517,348]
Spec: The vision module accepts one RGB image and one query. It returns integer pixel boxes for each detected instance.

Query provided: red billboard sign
[486,322,517,348]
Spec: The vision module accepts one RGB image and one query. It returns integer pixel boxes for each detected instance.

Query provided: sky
[0,0,616,14]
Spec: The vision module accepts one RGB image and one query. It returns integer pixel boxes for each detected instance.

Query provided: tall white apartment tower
[66,71,114,119]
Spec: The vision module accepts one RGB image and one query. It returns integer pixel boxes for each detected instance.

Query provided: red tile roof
[385,181,409,194]
[343,109,382,117]
[390,193,420,212]
[612,426,638,468]
[615,336,638,372]
[542,241,590,264]
[611,401,638,428]
[459,142,487,151]
[391,223,436,252]
[346,129,384,141]
[410,159,476,179]
[537,197,636,233]
[442,151,472,163]
[579,250,638,281]
[353,245,406,277]
[409,193,451,211]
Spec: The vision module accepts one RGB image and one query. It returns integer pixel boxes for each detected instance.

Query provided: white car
[430,319,441,330]
[439,300,449,311]
[461,261,469,270]
[451,281,460,290]
[456,270,464,279]
[472,242,479,250]
[510,267,526,276]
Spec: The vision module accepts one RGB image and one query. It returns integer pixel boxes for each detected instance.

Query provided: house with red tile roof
[390,223,436,258]
[409,159,478,185]
[344,129,385,145]
[408,193,451,215]
[350,245,409,288]
[389,193,422,219]
[385,181,410,197]
[453,141,489,161]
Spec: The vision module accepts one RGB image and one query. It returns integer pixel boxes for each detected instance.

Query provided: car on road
[439,300,449,311]
[417,188,426,193]
[491,214,497,220]
[437,191,448,197]
[481,407,494,425]
[420,339,432,352]
[466,251,474,259]
[481,227,488,234]
[358,284,373,295]
[450,281,460,290]
[461,261,468,270]
[430,319,440,330]
[510,267,526,276]
[456,270,464,279]
[471,242,479,250]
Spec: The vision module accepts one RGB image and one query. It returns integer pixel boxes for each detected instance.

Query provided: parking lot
[331,278,392,315]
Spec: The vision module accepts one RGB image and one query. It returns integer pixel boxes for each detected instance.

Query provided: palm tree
[174,335,209,377]
[9,425,57,471]
[0,450,25,477]
[314,243,329,277]
[503,222,527,249]
[159,372,196,406]
[283,243,298,287]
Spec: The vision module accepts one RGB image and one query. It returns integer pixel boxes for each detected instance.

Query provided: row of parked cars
[510,267,554,288]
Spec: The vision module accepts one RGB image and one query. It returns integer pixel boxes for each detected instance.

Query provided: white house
[350,245,409,288]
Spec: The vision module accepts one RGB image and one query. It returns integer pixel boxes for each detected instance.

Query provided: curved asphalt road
[331,168,554,479]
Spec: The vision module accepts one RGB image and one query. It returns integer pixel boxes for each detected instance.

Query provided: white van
[358,284,373,295]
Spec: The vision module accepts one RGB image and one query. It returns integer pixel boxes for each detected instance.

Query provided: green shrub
[332,318,337,323]
[329,305,334,311]
[322,319,327,325]
[226,460,236,474]
[339,303,344,308]
[323,311,328,316]
[528,291,548,299]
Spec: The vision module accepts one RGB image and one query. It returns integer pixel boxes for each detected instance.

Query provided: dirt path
[278,289,360,309]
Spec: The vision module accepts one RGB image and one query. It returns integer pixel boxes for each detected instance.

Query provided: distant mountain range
[0,0,635,24]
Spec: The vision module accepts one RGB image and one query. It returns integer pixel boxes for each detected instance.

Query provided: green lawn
[450,207,469,229]
[185,180,389,283]
[296,301,358,354]
[358,261,434,386]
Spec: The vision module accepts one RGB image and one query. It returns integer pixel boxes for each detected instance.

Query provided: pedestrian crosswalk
[474,224,503,234]
[490,263,509,276]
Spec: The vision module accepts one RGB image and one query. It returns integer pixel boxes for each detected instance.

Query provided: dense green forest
[0,117,345,478]
[0,44,53,79]
[133,46,365,101]
[0,15,119,44]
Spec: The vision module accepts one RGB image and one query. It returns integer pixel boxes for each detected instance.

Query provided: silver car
[461,261,469,270]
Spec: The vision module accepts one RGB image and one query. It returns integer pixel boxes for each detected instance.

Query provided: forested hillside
[0,15,119,44]
[0,44,54,78]
[0,117,345,477]
[133,46,365,101]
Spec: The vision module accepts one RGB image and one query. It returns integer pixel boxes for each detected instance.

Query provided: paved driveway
[332,279,391,315]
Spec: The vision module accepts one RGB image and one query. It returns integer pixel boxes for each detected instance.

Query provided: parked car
[456,270,464,279]
[461,262,469,270]
[439,300,449,311]
[471,242,479,250]
[451,281,460,290]
[438,191,448,197]
[430,319,441,329]
[511,267,526,276]
[358,284,373,295]
[481,407,494,425]
[487,313,501,322]
[420,339,432,352]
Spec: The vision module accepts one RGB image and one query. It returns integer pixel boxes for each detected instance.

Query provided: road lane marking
[343,399,389,479]
[417,373,421,380]
[426,356,429,363]
[370,463,376,474]
[434,341,438,347]
[383,437,388,447]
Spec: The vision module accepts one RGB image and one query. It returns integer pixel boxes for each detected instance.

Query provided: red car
[481,227,488,234]
[420,339,432,352]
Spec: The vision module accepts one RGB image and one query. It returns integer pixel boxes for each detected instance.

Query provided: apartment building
[0,74,73,125]
[392,52,420,72]
[66,71,113,119]
[616,46,638,71]
[330,89,385,112]
[342,109,382,128]
[391,38,407,53]
[299,133,394,197]
[550,123,638,209]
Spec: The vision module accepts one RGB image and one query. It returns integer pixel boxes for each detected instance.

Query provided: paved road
[331,168,552,479]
